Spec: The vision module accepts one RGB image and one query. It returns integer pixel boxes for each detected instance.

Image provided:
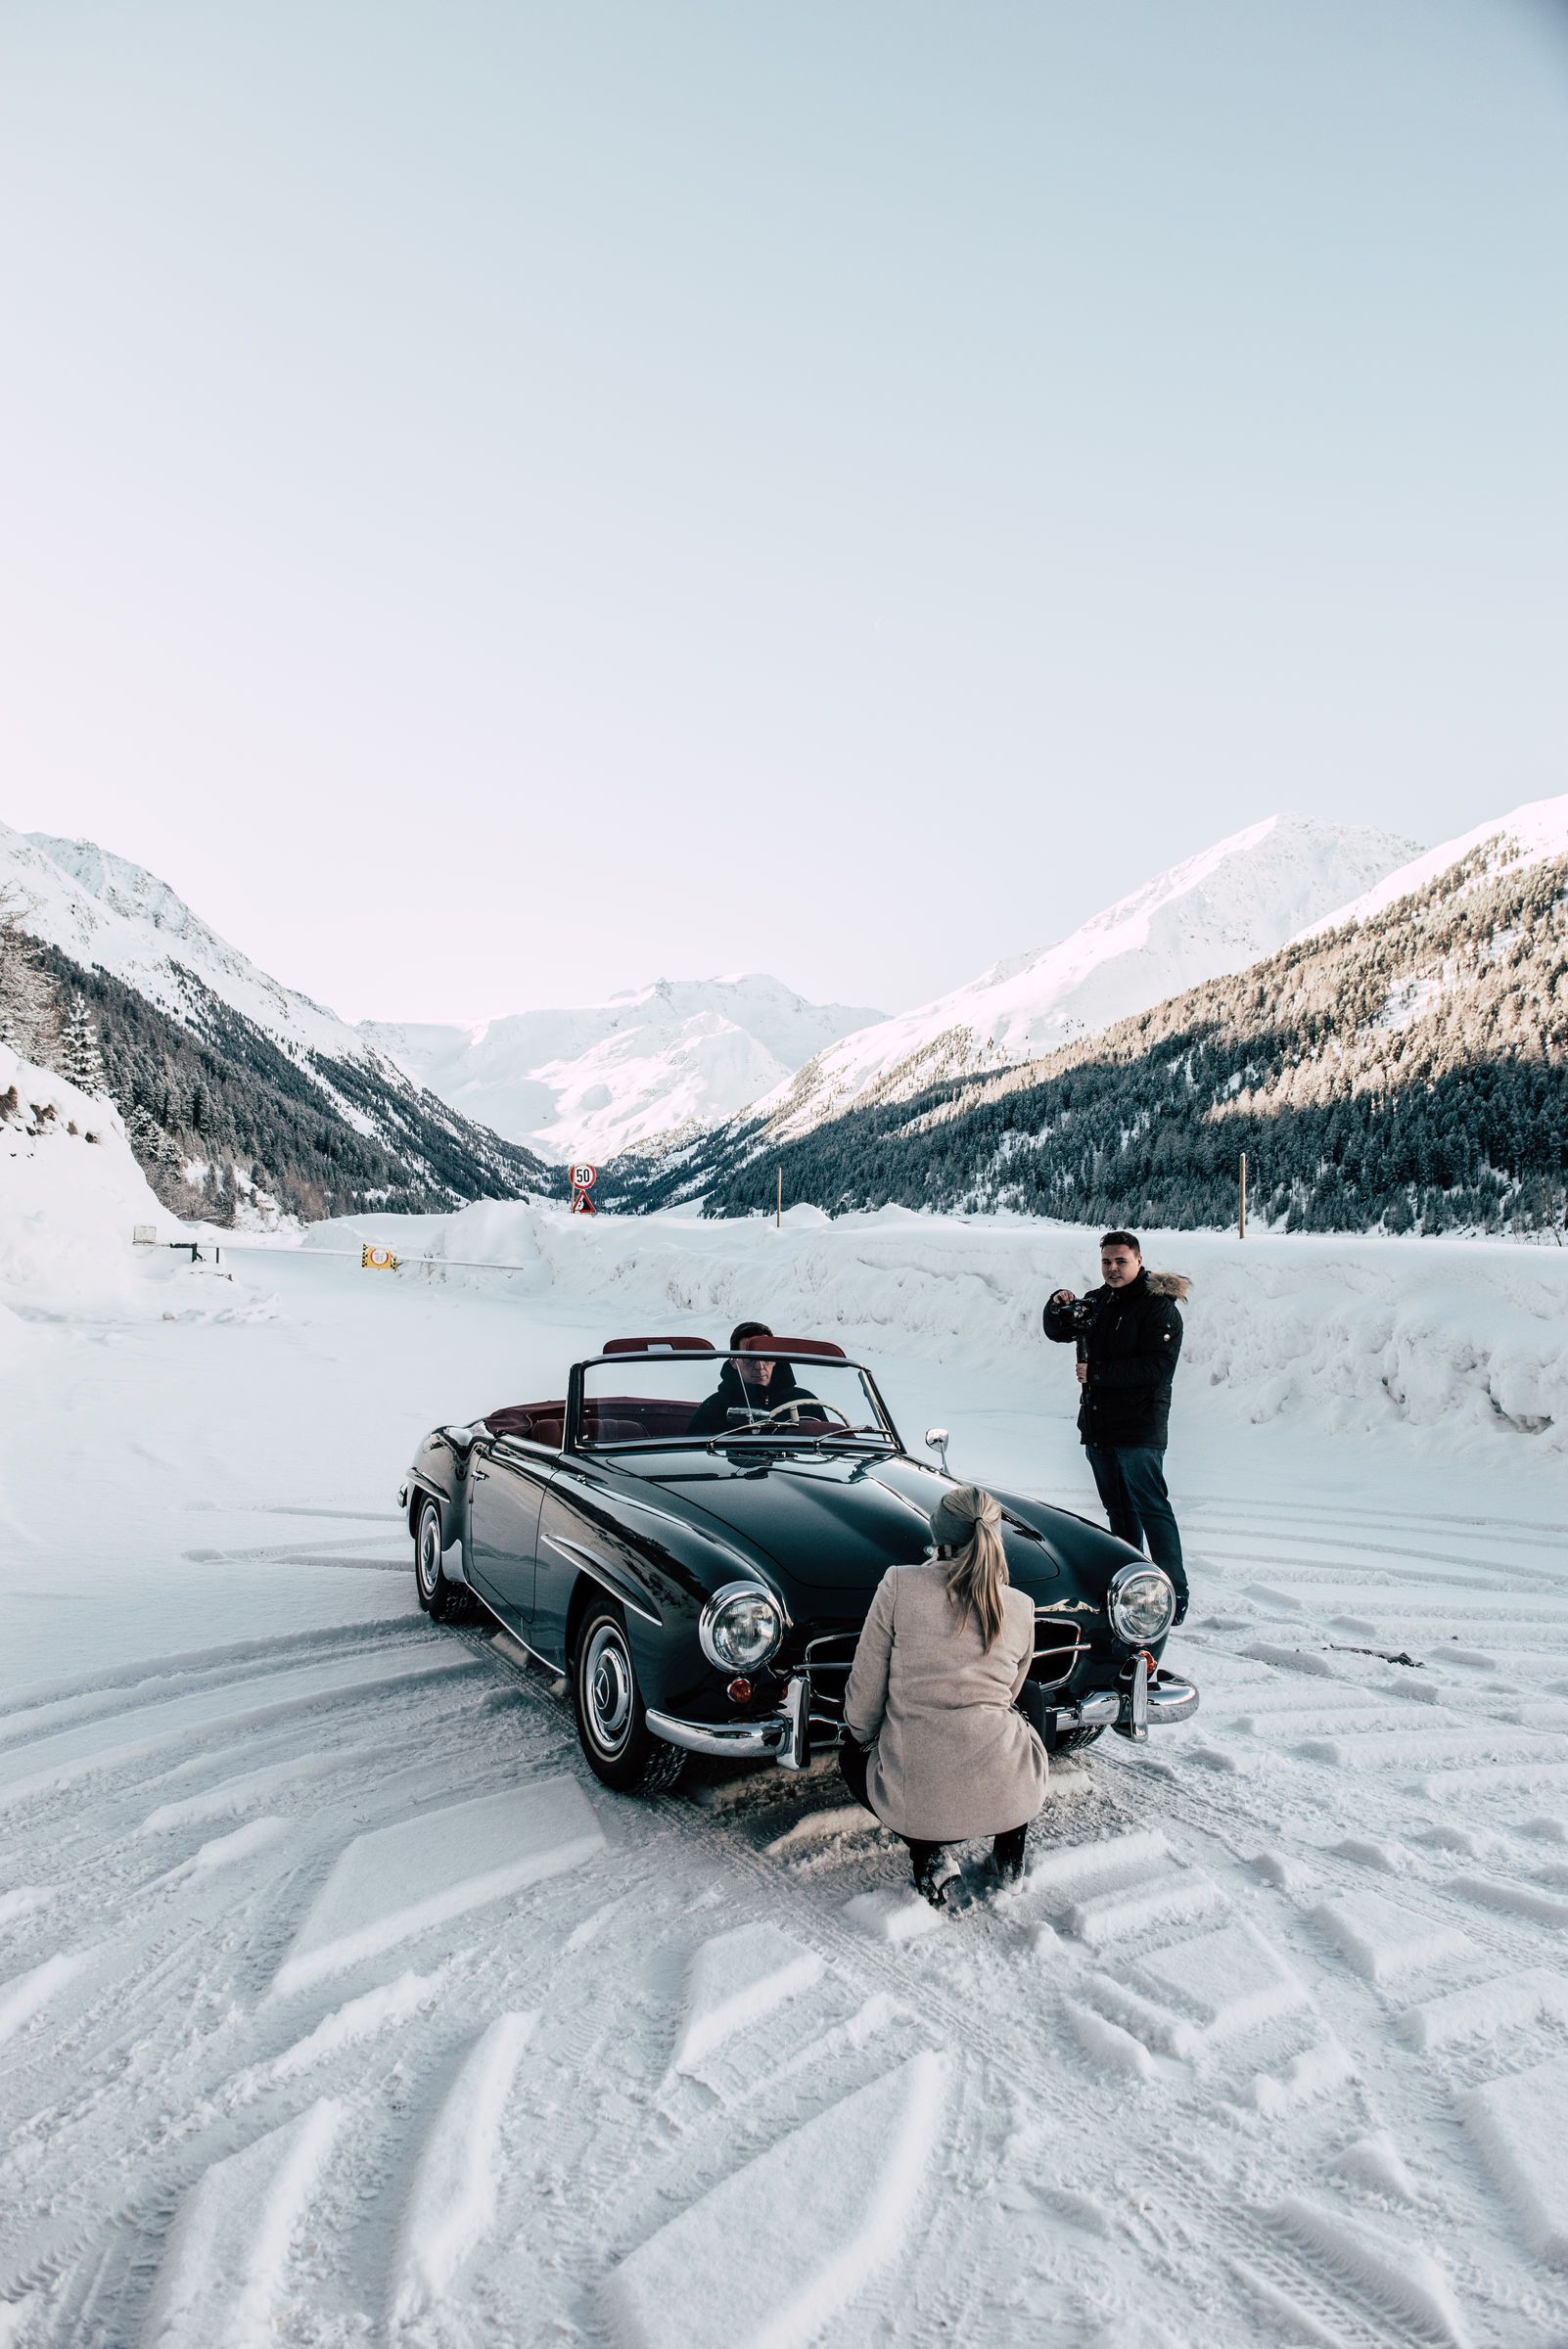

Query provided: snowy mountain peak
[360,973,885,1162]
[1301,793,1568,938]
[3,823,882,1169]
[747,812,1423,1143]
[32,832,219,949]
[7,823,354,1052]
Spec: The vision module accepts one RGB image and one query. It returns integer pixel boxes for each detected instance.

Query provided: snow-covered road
[3,1246,1567,2349]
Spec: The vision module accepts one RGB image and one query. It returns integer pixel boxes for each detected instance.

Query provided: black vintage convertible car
[399,1334,1198,1795]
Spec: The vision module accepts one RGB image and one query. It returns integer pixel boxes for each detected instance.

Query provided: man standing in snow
[1043,1232,1191,1625]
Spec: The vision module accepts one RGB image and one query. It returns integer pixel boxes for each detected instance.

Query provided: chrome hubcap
[417,1511,439,1597]
[582,1623,633,1754]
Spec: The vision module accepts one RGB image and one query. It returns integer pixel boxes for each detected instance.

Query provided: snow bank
[308,1201,1568,1460]
[0,1043,170,1320]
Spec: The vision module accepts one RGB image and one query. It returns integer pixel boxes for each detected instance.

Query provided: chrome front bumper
[1052,1667,1200,1743]
[647,1668,1197,1772]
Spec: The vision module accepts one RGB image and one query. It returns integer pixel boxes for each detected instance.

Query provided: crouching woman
[840,1485,1048,1907]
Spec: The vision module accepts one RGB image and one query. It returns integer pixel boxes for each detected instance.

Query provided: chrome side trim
[543,1534,662,1626]
[466,1588,554,1668]
[644,1706,790,1760]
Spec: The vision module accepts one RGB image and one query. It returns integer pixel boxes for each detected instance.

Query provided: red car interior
[600,1335,715,1356]
[484,1343,850,1447]
[738,1335,848,1359]
[481,1334,846,1448]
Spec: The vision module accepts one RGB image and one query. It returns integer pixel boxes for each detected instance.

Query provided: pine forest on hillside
[619,849,1568,1238]
[0,906,557,1222]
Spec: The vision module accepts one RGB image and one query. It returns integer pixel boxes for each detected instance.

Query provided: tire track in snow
[137,2097,346,2349]
[638,1784,1430,2349]
[386,2009,537,2331]
[9,1535,1566,2349]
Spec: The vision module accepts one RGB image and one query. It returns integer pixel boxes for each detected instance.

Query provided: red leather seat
[483,1403,565,1448]
[582,1395,700,1442]
[583,1415,645,1444]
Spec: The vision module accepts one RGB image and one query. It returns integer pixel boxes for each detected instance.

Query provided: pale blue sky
[3,1,1565,1022]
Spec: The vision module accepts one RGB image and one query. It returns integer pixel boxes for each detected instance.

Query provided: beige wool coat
[842,1562,1048,1843]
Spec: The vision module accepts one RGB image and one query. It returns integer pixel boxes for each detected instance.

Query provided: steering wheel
[743,1399,854,1433]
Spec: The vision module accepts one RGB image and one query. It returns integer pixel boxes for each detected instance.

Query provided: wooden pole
[776,1167,782,1228]
[1238,1151,1248,1239]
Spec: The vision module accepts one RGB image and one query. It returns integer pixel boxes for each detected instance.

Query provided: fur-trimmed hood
[1145,1271,1192,1301]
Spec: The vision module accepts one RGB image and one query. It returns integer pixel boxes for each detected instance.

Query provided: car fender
[404,1428,476,1580]
[549,1472,781,1713]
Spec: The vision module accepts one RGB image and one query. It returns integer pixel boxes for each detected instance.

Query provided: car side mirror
[925,1427,950,1475]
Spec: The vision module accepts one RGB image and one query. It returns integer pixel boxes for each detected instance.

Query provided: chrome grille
[1031,1616,1089,1689]
[801,1630,857,1734]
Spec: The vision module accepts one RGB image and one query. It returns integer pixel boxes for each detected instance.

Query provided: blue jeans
[1084,1445,1188,1620]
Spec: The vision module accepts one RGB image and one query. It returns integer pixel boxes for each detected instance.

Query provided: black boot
[908,1841,961,1908]
[992,1825,1028,1885]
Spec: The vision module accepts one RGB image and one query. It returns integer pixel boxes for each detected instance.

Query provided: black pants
[838,1741,1027,1881]
[1084,1443,1188,1618]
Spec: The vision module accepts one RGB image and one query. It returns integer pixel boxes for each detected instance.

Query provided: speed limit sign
[569,1164,597,1189]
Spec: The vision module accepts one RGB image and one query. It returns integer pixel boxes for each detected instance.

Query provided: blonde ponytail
[933,1485,1010,1649]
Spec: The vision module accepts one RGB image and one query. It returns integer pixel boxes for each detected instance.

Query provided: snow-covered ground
[2,1205,1567,2347]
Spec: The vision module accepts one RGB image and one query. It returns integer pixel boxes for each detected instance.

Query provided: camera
[1044,1293,1097,1337]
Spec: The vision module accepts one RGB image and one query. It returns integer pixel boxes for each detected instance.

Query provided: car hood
[640,1449,1065,1603]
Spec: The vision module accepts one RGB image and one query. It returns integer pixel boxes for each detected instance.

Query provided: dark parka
[685,1358,813,1438]
[1042,1269,1189,1450]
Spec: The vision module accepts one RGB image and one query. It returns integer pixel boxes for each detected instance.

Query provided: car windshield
[577,1353,897,1450]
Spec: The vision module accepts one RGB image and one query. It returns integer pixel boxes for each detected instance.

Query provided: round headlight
[1108,1563,1176,1646]
[699,1582,785,1672]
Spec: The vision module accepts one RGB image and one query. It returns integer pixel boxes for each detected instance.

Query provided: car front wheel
[414,1496,472,1624]
[573,1603,684,1795]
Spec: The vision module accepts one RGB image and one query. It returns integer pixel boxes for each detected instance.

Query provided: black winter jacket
[686,1359,814,1438]
[1042,1269,1188,1450]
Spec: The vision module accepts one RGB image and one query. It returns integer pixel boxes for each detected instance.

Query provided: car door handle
[473,1467,489,1482]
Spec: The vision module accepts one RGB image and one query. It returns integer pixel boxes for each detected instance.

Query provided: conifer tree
[59,991,106,1094]
[0,898,59,1064]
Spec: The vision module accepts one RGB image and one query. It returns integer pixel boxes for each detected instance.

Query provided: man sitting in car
[686,1321,815,1436]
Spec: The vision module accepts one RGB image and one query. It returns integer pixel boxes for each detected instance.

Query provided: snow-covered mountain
[629,794,1564,1233]
[743,813,1422,1144]
[14,827,377,1064]
[360,977,885,1162]
[0,823,554,1214]
[1301,792,1568,936]
[0,822,879,1180]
